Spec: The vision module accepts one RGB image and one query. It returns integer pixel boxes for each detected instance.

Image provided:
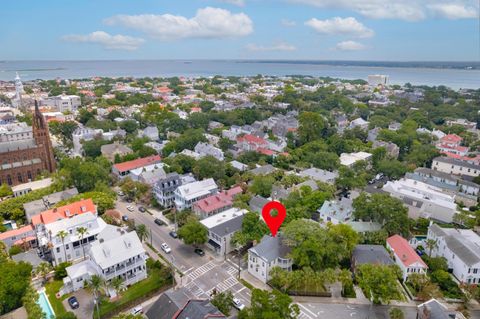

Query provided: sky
[1,0,479,61]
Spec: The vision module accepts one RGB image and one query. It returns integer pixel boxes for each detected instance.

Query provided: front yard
[98,259,173,318]
[45,280,71,317]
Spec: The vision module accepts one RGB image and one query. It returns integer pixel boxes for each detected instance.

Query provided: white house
[248,234,292,284]
[41,95,81,113]
[427,224,480,284]
[340,152,372,168]
[317,197,353,225]
[200,208,247,256]
[174,178,218,211]
[61,231,147,295]
[432,157,480,177]
[194,142,224,161]
[383,178,458,223]
[386,234,427,281]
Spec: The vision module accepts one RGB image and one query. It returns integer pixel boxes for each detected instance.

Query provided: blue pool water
[37,291,55,319]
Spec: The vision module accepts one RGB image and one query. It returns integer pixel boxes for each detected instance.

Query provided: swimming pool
[37,290,55,319]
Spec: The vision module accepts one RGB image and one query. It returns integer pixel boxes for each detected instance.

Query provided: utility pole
[150,228,153,246]
[237,248,241,279]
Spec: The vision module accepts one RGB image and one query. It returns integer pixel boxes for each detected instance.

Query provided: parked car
[138,206,146,213]
[126,205,134,212]
[154,218,164,226]
[161,243,172,254]
[194,248,205,256]
[122,215,129,222]
[68,296,79,310]
[131,305,143,315]
[232,298,245,311]
[126,198,133,203]
[117,191,124,196]
[169,231,178,239]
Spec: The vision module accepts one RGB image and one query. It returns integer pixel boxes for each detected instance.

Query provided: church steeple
[32,100,56,173]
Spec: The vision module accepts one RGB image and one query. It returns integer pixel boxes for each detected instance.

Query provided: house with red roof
[112,155,162,179]
[31,198,97,227]
[436,134,469,157]
[386,234,427,281]
[236,134,268,152]
[0,224,36,249]
[193,186,243,219]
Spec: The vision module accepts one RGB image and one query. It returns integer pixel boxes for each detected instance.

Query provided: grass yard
[98,261,172,318]
[45,280,71,317]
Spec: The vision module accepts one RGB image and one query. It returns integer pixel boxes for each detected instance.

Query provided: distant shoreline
[0,60,478,70]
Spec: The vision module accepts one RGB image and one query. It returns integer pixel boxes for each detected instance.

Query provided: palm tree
[425,239,438,257]
[77,227,89,260]
[36,262,52,284]
[110,277,125,298]
[57,230,68,263]
[88,275,102,319]
[135,224,149,243]
[389,307,404,319]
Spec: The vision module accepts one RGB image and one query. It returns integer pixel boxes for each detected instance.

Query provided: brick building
[0,101,56,186]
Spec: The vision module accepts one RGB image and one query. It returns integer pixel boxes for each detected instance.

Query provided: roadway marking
[298,303,318,318]
[187,261,216,281]
[184,267,194,274]
[237,286,246,293]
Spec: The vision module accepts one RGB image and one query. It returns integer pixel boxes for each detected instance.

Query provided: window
[56,247,60,253]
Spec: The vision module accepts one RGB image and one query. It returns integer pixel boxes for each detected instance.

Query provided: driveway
[62,289,94,319]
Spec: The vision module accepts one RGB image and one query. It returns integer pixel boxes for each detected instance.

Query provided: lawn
[45,280,71,317]
[98,261,172,318]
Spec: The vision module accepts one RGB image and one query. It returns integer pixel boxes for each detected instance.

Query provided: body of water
[0,60,479,90]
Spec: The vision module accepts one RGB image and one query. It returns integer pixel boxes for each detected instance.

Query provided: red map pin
[262,201,286,237]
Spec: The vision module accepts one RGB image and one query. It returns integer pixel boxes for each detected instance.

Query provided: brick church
[0,101,56,186]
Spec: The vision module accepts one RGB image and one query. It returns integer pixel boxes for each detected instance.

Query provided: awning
[208,239,221,249]
[14,236,36,245]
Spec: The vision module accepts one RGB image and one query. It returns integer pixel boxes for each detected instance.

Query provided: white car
[126,205,134,212]
[131,305,143,315]
[232,298,245,311]
[161,243,171,254]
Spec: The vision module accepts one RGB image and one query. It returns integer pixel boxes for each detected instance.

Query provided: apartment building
[174,178,218,211]
[432,156,480,177]
[427,224,480,284]
[193,186,242,219]
[61,231,147,295]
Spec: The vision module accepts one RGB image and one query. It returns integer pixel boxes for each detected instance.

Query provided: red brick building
[0,101,56,186]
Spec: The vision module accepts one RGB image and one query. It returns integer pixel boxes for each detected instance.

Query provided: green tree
[0,259,33,315]
[56,312,77,319]
[389,308,404,319]
[356,264,402,304]
[77,227,89,260]
[353,193,410,236]
[88,275,103,319]
[83,138,110,158]
[110,276,125,298]
[210,291,234,316]
[298,112,327,145]
[57,230,69,263]
[22,285,46,319]
[425,239,438,257]
[36,262,52,284]
[238,289,299,319]
[0,184,12,198]
[249,175,275,197]
[178,220,208,246]
[136,224,149,243]
[231,212,269,246]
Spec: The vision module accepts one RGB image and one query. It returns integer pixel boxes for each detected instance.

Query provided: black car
[126,198,133,203]
[194,248,205,256]
[122,215,129,222]
[138,206,146,213]
[154,218,164,226]
[169,231,178,239]
[68,296,79,309]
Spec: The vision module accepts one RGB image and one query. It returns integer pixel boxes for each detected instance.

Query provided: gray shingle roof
[352,245,394,267]
[249,235,291,263]
[434,156,480,170]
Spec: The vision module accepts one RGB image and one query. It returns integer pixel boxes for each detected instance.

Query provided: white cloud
[428,3,477,19]
[218,0,245,6]
[62,31,144,50]
[289,0,478,21]
[305,17,374,38]
[334,40,367,51]
[246,42,297,52]
[104,7,253,40]
[281,19,297,27]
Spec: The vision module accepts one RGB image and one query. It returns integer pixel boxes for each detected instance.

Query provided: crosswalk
[184,281,206,298]
[298,311,313,319]
[186,261,216,281]
[205,276,239,296]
